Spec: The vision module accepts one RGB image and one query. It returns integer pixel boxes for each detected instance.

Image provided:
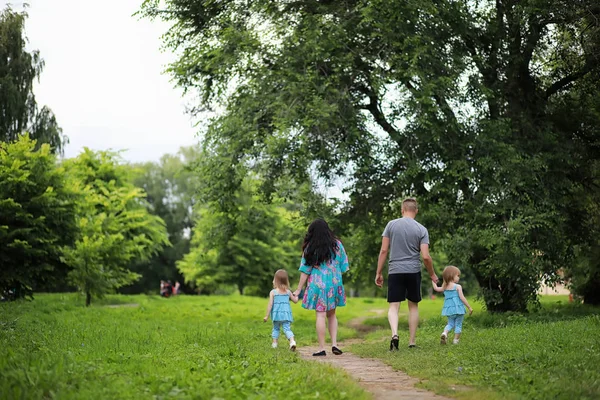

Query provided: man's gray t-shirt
[382,217,429,274]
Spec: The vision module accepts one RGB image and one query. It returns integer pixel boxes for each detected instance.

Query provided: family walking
[264,198,473,354]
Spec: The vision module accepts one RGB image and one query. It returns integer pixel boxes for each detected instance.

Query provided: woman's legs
[315,311,327,351]
[326,308,338,347]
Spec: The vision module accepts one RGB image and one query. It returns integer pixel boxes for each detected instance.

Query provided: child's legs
[271,322,281,341]
[453,315,465,336]
[281,321,294,340]
[444,315,457,333]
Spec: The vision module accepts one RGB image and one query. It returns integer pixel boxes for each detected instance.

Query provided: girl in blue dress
[293,219,349,356]
[264,269,299,350]
[432,266,473,344]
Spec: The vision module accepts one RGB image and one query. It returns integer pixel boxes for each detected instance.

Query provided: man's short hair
[402,198,418,212]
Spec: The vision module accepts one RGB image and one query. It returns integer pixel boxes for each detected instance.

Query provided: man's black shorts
[387,272,422,303]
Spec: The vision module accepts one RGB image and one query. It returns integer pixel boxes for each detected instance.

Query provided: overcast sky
[2,0,199,162]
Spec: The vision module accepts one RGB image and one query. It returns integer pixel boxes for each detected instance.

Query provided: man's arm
[375,237,390,287]
[420,243,438,283]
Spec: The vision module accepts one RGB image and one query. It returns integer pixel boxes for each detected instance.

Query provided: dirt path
[298,313,452,400]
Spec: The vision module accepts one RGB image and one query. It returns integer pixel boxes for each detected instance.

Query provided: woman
[293,219,349,356]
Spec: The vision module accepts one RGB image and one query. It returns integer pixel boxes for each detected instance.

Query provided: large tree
[0,135,78,300]
[141,0,600,310]
[0,7,66,154]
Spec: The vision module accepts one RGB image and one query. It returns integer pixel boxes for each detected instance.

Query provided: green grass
[0,294,369,400]
[1,294,598,400]
[348,295,600,400]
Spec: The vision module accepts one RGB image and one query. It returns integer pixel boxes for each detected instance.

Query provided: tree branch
[544,60,597,99]
[357,85,404,146]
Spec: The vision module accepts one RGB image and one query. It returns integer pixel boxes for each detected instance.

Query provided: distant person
[375,198,439,350]
[293,219,349,357]
[263,269,299,351]
[160,280,172,298]
[174,281,181,295]
[432,266,473,345]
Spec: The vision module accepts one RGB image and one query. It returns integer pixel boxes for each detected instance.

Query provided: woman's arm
[288,290,299,304]
[293,272,309,297]
[263,291,274,321]
[457,285,473,315]
[431,280,444,293]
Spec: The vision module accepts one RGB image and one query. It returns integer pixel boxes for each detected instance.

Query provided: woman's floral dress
[299,240,349,312]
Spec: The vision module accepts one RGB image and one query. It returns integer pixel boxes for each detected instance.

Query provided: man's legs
[388,301,400,337]
[407,300,419,346]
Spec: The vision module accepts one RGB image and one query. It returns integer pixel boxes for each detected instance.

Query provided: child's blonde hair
[441,265,461,289]
[273,269,290,291]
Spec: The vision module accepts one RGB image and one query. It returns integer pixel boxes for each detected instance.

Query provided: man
[375,198,438,350]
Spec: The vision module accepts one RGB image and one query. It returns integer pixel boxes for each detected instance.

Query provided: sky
[2,0,199,162]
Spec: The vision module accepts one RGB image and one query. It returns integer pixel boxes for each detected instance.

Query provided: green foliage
[0,135,78,299]
[122,147,200,294]
[0,7,66,154]
[0,294,369,400]
[62,150,169,305]
[140,0,600,312]
[180,177,304,295]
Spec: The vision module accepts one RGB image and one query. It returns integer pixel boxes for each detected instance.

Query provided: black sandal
[312,350,326,356]
[390,335,399,351]
[332,346,343,355]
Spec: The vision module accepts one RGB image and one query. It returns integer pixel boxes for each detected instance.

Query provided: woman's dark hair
[302,219,339,266]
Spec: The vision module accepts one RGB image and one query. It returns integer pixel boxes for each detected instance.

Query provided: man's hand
[375,273,384,287]
[430,274,439,284]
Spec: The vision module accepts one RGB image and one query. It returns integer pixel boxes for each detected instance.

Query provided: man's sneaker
[440,332,447,345]
[289,339,296,351]
[272,342,278,348]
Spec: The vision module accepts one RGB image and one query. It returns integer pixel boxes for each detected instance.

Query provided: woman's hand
[263,316,268,322]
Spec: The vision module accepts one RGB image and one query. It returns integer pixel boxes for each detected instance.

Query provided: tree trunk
[85,291,91,307]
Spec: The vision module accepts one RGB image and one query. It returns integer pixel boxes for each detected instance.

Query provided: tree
[0,135,78,299]
[62,149,169,306]
[179,176,303,296]
[140,0,600,311]
[0,6,66,154]
[120,147,200,294]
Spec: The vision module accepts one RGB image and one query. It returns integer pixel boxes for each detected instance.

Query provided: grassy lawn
[0,294,369,400]
[1,293,598,399]
[348,295,600,400]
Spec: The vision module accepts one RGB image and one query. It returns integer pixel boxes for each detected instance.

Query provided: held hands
[430,274,439,284]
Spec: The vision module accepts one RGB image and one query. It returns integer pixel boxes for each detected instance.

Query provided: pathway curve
[297,313,452,400]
